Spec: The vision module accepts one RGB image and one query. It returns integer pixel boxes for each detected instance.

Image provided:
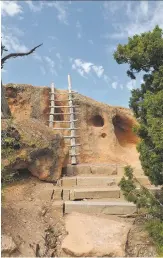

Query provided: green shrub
[119,165,163,255]
[146,219,163,255]
[1,119,21,185]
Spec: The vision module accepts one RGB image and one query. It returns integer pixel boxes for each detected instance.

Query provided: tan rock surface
[74,94,140,167]
[62,212,132,257]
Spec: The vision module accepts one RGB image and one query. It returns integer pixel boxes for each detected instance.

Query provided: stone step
[62,164,144,177]
[62,186,161,201]
[77,176,116,187]
[69,187,120,200]
[64,200,137,215]
[60,176,151,188]
[79,198,130,202]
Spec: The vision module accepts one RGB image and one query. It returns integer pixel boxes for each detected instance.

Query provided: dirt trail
[2,177,66,257]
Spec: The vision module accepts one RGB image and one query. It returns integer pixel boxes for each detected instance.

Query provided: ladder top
[49,99,78,102]
[49,91,78,95]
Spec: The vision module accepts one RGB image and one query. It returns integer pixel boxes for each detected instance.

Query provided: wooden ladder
[49,75,80,165]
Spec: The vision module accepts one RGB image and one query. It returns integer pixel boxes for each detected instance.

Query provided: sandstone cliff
[4,83,141,169]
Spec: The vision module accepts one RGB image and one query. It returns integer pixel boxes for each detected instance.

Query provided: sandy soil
[2,176,66,257]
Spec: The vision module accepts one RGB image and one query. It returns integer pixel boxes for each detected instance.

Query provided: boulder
[1,118,68,182]
[1,234,17,255]
[62,212,132,257]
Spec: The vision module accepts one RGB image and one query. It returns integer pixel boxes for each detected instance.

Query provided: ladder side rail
[49,82,55,128]
[68,75,77,165]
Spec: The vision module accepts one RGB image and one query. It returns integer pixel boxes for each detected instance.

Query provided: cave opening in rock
[13,168,32,181]
[112,115,138,146]
[90,115,104,127]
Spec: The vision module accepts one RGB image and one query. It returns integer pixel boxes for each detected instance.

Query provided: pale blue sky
[1,1,163,107]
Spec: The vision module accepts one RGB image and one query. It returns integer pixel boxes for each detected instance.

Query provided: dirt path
[2,177,66,257]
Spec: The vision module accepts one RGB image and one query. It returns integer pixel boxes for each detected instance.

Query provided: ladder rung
[49,92,65,95]
[49,105,79,108]
[68,144,81,147]
[49,99,79,101]
[64,136,80,138]
[69,153,80,156]
[53,128,80,130]
[49,99,68,101]
[49,113,79,115]
[47,120,78,122]
[53,120,78,123]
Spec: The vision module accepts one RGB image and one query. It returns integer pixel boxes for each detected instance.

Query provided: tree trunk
[1,81,11,118]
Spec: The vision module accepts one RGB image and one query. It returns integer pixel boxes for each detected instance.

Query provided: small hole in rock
[89,115,104,127]
[101,133,107,138]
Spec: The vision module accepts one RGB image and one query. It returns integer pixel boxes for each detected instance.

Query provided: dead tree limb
[1,43,43,68]
[1,43,43,118]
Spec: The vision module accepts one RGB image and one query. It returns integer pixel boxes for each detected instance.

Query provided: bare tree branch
[1,42,43,118]
[1,43,43,68]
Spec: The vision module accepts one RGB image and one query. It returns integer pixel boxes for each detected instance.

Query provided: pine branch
[1,43,43,68]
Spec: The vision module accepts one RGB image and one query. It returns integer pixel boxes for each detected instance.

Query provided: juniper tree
[115,27,163,255]
[114,26,163,186]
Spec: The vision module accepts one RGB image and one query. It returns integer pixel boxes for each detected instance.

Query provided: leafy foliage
[146,219,163,255]
[1,126,21,157]
[114,25,163,79]
[1,120,21,184]
[119,166,163,216]
[114,26,163,186]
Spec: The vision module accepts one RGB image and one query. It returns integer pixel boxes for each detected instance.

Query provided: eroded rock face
[73,95,140,167]
[4,83,141,168]
[5,84,50,124]
[62,212,132,257]
[1,118,68,182]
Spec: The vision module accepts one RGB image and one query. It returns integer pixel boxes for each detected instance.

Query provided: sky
[1,1,163,107]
